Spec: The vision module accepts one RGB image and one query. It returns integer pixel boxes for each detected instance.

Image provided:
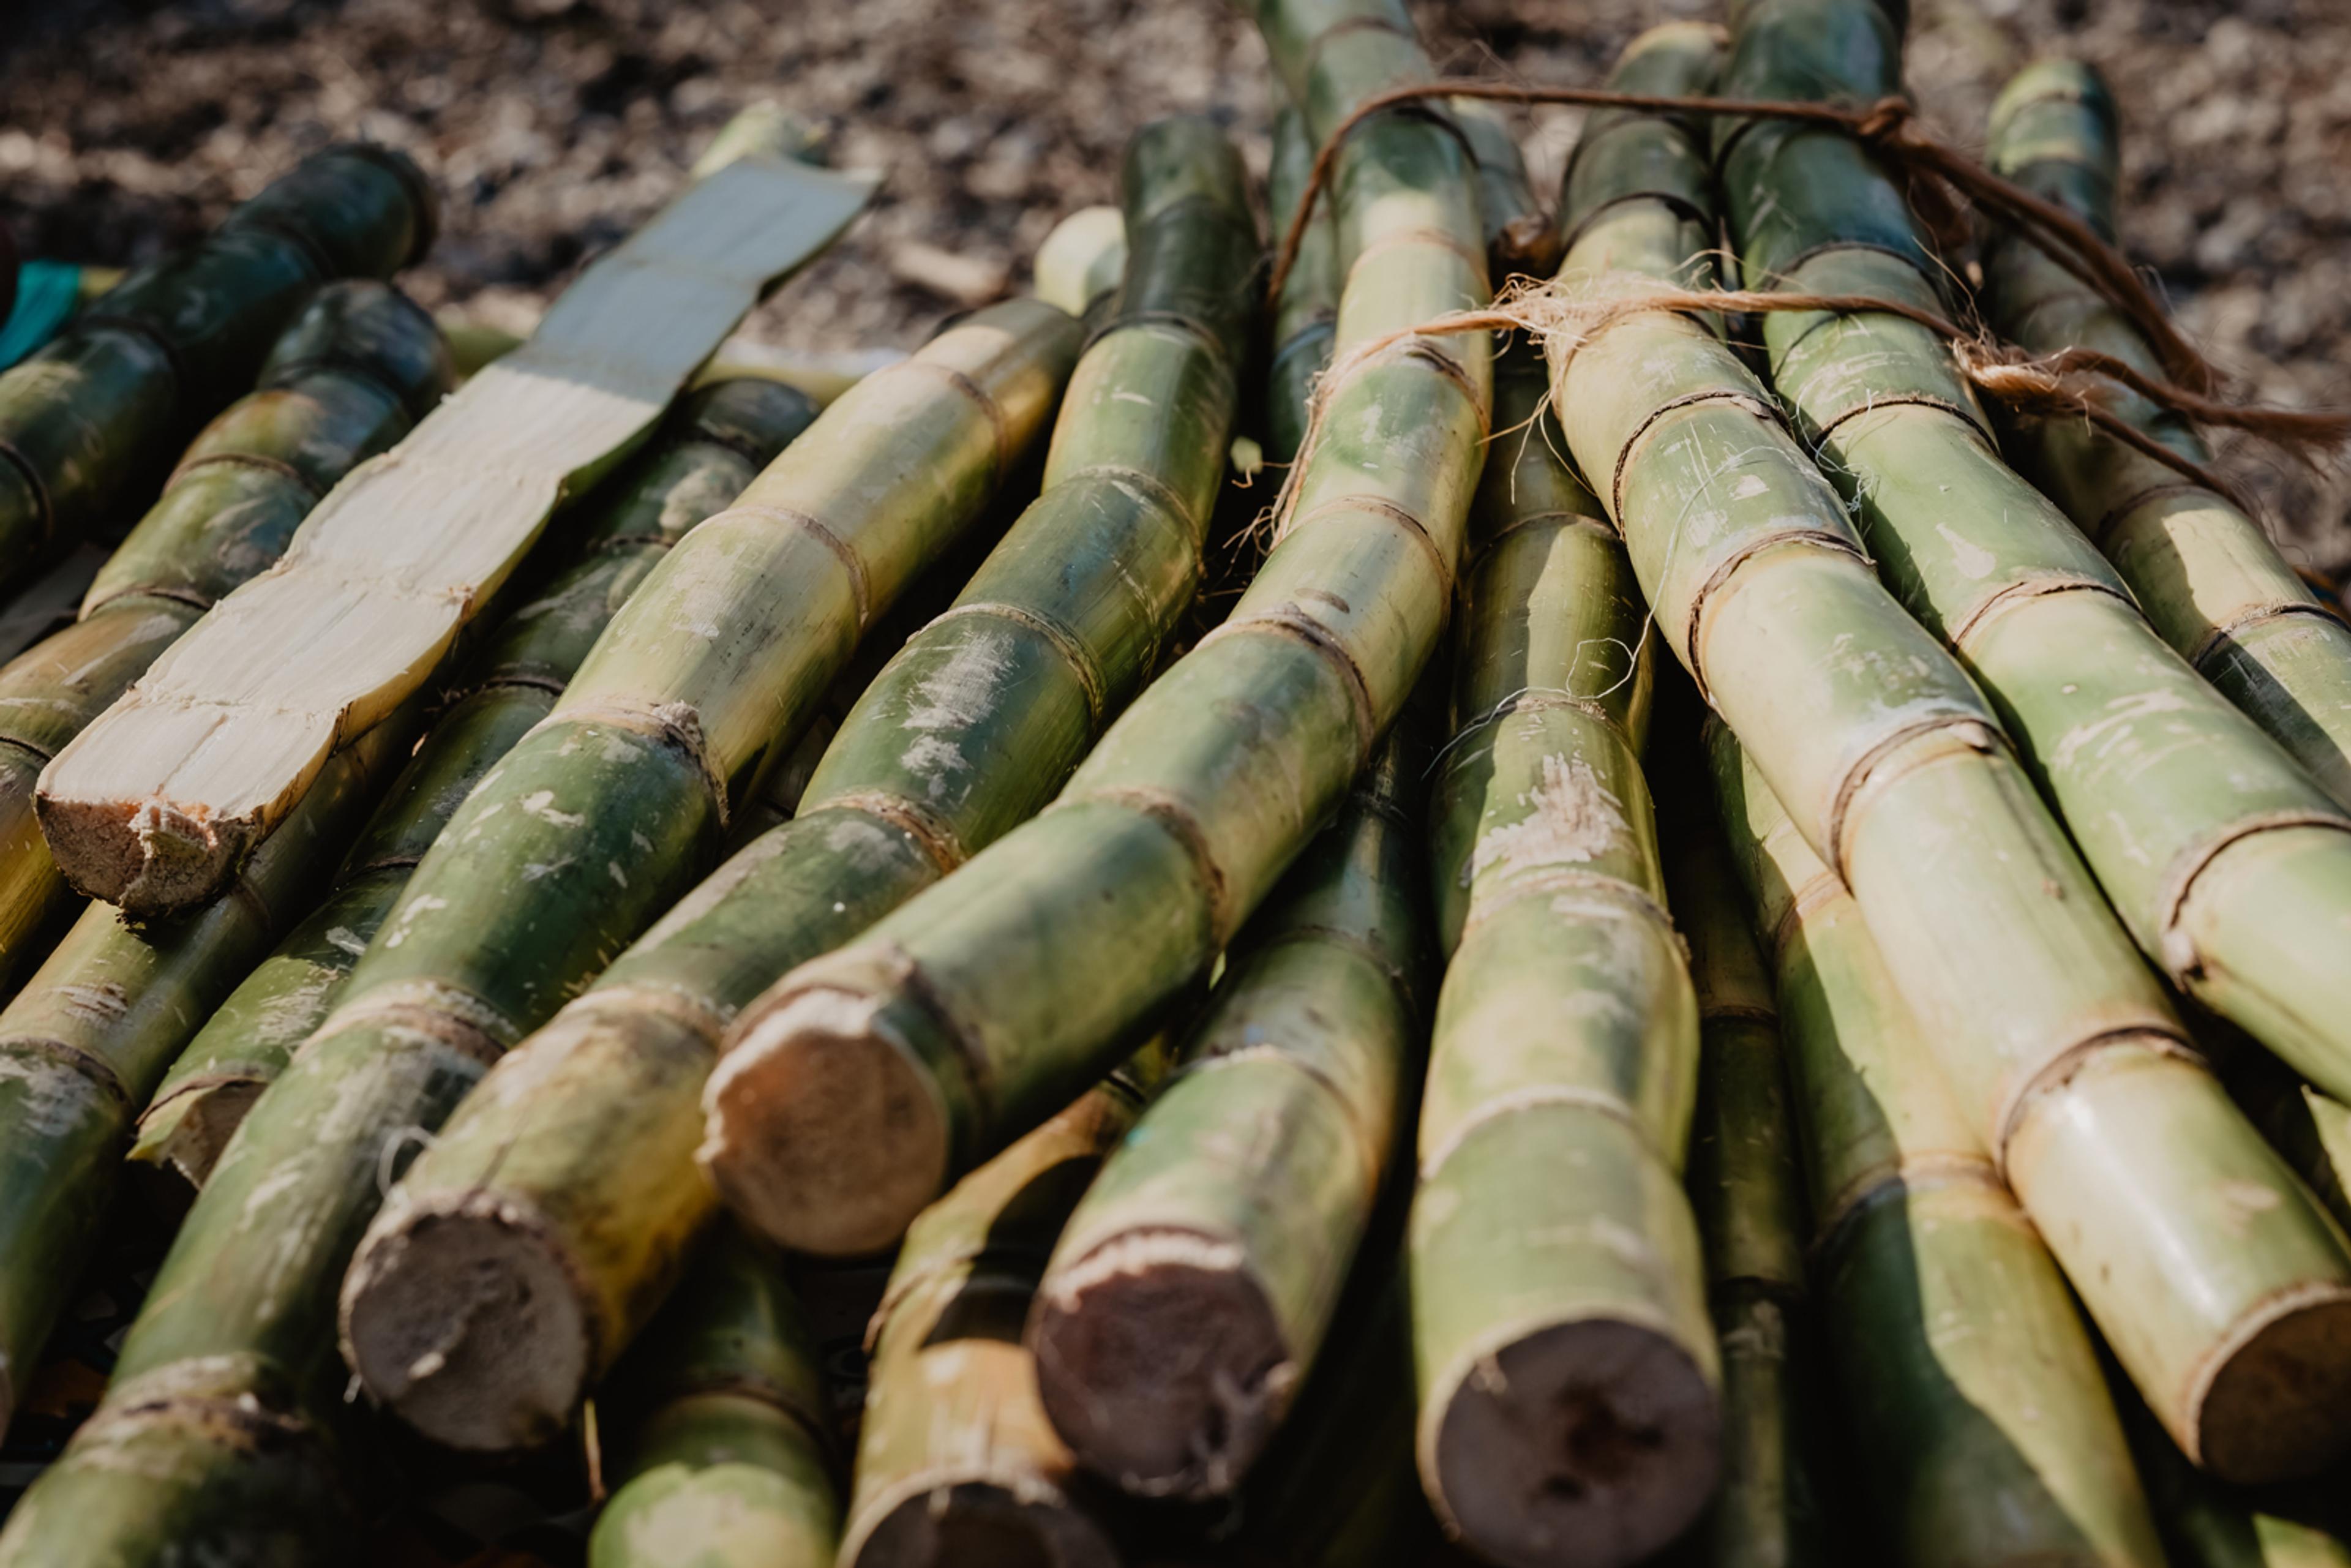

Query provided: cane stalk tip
[339,1204,591,1455]
[701,990,950,1259]
[1428,1317,1722,1568]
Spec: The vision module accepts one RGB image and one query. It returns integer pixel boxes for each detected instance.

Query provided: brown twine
[1258,275,2350,549]
[1268,80,2222,393]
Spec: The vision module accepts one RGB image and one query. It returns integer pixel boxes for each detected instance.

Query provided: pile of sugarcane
[2,2,2351,1565]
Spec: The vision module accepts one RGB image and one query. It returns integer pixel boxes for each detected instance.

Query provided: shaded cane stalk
[1709,721,2169,1568]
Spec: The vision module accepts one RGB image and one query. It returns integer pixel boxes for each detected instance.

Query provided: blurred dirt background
[2,0,2345,570]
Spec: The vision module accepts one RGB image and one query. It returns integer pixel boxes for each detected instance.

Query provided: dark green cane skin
[0,700,417,1449]
[1720,0,2351,1114]
[0,145,433,592]
[590,1224,841,1568]
[124,380,818,1193]
[340,121,1256,1454]
[1663,801,1826,1568]
[0,280,449,996]
[1981,61,2351,812]
[718,0,1490,1259]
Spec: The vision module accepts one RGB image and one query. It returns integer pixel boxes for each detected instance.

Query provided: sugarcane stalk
[0,302,1073,1568]
[0,697,419,1443]
[1401,310,1716,1568]
[1980,60,2351,810]
[1548,11,2351,1483]
[1264,100,1338,468]
[588,1221,840,1568]
[842,1054,1161,1568]
[337,125,1254,1455]
[705,0,1490,1264]
[1709,722,2169,1568]
[123,377,820,1201]
[1026,704,1429,1500]
[37,152,875,917]
[1722,0,2351,1223]
[0,280,450,1000]
[0,145,433,595]
[1659,774,1824,1568]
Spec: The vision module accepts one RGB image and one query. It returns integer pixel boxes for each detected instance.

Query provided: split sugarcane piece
[1981,59,2351,809]
[588,1222,841,1568]
[0,300,1075,1566]
[339,121,1252,1451]
[1659,770,1826,1568]
[1027,707,1430,1500]
[842,1054,1162,1568]
[125,376,821,1200]
[36,148,874,917]
[1720,0,2351,1163]
[0,280,450,999]
[0,699,421,1444]
[1409,328,1710,1568]
[702,0,1491,1259]
[1709,724,2170,1568]
[0,144,433,595]
[1264,100,1337,467]
[1548,13,2351,1484]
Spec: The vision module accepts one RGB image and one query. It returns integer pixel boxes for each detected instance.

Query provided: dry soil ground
[3,0,2345,560]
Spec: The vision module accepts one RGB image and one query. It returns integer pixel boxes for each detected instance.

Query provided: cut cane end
[37,791,248,916]
[339,1202,591,1454]
[1428,1317,1722,1568]
[2193,1288,2351,1484]
[849,1480,1121,1568]
[702,988,951,1258]
[1030,1230,1294,1499]
[127,1081,266,1219]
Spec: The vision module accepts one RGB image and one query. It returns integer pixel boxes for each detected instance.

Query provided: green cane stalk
[0,280,449,995]
[0,301,1074,1567]
[1660,773,1826,1568]
[0,697,421,1444]
[841,1056,1161,1568]
[1405,321,1715,1568]
[1548,13,2351,1485]
[1709,721,2170,1568]
[1026,707,1429,1501]
[1719,0,2351,1248]
[587,1222,841,1568]
[0,145,433,594]
[2123,1383,2351,1568]
[331,125,1254,1457]
[1980,59,2351,810]
[123,377,821,1202]
[703,0,1490,1264]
